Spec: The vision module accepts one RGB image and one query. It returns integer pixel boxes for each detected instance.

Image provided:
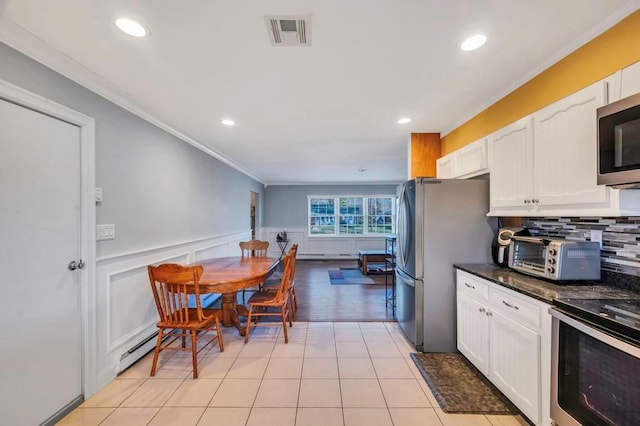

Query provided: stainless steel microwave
[597,92,640,187]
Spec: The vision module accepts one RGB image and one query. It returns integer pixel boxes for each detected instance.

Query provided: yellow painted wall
[441,9,640,155]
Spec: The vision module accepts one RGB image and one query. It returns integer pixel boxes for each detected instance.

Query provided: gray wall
[265,184,397,227]
[0,43,264,257]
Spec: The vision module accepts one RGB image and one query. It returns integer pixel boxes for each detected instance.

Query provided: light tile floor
[58,322,528,426]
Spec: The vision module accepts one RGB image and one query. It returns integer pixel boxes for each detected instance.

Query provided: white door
[489,310,541,425]
[488,116,535,212]
[0,98,83,425]
[456,292,490,375]
[534,81,608,207]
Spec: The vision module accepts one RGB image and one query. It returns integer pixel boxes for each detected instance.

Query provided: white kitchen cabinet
[437,138,488,180]
[436,152,456,179]
[621,60,640,99]
[457,291,490,375]
[533,81,607,208]
[490,310,541,424]
[456,137,488,178]
[488,116,535,214]
[488,79,640,216]
[456,270,550,425]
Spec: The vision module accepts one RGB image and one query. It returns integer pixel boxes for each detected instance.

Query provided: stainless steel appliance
[597,91,640,187]
[395,178,495,352]
[491,227,526,267]
[550,299,640,426]
[508,236,600,281]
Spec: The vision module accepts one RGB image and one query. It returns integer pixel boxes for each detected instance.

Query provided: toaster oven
[508,236,601,281]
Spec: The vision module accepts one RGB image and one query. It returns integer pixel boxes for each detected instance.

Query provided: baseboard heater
[122,331,159,358]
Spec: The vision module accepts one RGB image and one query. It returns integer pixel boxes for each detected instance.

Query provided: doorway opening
[250,191,258,239]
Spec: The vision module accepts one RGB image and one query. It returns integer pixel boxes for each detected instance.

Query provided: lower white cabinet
[489,310,540,424]
[457,292,490,375]
[456,270,551,425]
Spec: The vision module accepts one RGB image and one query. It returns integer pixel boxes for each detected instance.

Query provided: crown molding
[0,16,265,184]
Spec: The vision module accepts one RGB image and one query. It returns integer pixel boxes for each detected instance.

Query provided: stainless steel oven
[550,300,640,426]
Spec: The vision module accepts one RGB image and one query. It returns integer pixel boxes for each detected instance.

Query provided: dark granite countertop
[454,263,639,304]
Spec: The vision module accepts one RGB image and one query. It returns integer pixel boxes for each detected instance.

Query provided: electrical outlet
[97,224,115,241]
[590,230,603,248]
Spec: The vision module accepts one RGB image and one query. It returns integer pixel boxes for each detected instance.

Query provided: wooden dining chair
[147,264,224,379]
[262,243,298,319]
[244,248,295,343]
[239,239,270,300]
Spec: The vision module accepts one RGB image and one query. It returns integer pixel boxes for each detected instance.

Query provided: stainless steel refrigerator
[395,178,495,352]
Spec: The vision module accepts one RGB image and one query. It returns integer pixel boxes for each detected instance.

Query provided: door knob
[68,260,85,271]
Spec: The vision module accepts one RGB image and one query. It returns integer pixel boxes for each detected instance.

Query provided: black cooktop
[553,298,640,347]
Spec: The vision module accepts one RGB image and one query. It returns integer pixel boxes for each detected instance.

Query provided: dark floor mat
[410,352,519,415]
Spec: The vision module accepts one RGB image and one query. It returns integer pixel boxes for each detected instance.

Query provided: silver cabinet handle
[464,282,475,289]
[479,307,485,313]
[502,300,519,310]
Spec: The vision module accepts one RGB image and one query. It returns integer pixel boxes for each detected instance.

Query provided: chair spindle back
[148,264,205,326]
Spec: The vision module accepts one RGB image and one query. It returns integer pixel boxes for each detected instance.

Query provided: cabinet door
[490,310,541,425]
[534,82,607,207]
[488,116,535,210]
[456,138,488,178]
[457,292,490,375]
[621,60,640,99]
[436,153,456,178]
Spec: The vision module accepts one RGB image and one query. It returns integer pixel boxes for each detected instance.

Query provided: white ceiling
[0,0,637,184]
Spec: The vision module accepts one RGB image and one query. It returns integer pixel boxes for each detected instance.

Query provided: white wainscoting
[262,227,387,259]
[94,229,252,389]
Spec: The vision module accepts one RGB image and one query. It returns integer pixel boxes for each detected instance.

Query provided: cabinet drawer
[490,286,541,330]
[456,271,489,301]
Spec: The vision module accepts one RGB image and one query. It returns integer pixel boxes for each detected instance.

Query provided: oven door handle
[510,236,551,245]
[550,308,640,357]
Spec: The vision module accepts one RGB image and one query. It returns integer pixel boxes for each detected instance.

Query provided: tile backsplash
[522,217,640,278]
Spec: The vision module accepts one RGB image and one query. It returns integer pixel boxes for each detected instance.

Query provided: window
[308,195,395,236]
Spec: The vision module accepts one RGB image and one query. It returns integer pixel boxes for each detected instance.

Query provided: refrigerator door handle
[396,268,415,287]
[397,186,410,267]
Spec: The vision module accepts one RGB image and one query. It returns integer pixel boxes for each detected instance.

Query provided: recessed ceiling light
[221,119,236,126]
[115,18,147,37]
[460,34,487,51]
[397,117,411,124]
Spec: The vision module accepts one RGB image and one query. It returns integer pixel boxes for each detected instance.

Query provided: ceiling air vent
[265,15,312,47]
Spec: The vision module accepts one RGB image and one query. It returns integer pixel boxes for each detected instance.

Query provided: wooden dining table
[195,256,279,335]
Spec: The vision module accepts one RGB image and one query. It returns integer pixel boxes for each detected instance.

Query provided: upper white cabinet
[436,137,488,179]
[533,81,607,208]
[488,79,640,216]
[456,138,488,178]
[488,117,535,214]
[621,60,640,99]
[436,152,456,179]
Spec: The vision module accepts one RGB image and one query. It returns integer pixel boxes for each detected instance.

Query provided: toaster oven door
[509,238,547,275]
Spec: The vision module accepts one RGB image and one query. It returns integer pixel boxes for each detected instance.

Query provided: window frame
[307,195,396,237]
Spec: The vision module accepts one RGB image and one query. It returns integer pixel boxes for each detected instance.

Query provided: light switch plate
[97,224,115,241]
[590,230,603,248]
[95,187,103,203]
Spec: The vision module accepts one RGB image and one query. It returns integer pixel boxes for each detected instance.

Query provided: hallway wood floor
[292,260,395,322]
